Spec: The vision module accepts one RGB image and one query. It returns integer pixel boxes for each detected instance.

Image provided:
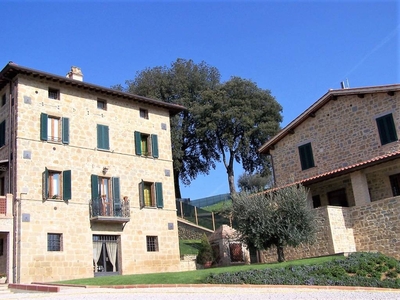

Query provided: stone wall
[178,220,213,240]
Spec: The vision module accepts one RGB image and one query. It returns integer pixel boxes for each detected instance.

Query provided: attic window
[97,99,107,110]
[48,88,60,100]
[140,108,149,119]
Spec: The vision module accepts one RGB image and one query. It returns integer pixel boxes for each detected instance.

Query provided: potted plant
[196,234,214,268]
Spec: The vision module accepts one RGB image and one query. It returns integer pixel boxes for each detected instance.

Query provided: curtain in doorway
[93,241,103,272]
[105,241,118,272]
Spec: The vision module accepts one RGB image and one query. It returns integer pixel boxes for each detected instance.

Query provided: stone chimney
[66,66,83,81]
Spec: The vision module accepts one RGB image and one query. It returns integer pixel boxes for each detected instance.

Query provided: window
[139,181,163,209]
[97,99,107,110]
[0,120,5,147]
[47,233,62,251]
[97,124,110,150]
[146,236,158,252]
[389,173,400,197]
[0,177,4,196]
[134,131,158,158]
[298,142,315,170]
[376,113,398,145]
[0,238,3,256]
[1,94,5,107]
[140,108,148,119]
[91,175,121,217]
[40,113,69,144]
[327,188,348,207]
[312,195,321,208]
[42,168,71,200]
[48,88,60,100]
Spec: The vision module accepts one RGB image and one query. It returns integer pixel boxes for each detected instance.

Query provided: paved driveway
[2,286,400,300]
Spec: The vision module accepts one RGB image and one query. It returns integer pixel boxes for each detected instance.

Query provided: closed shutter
[62,118,70,144]
[62,170,72,201]
[139,180,145,209]
[134,131,142,155]
[151,134,159,158]
[97,125,109,150]
[155,182,163,208]
[42,167,49,200]
[40,113,48,141]
[298,143,314,170]
[377,114,398,145]
[112,177,121,216]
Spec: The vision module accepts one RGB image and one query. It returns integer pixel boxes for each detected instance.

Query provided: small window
[40,113,69,144]
[97,124,110,150]
[140,108,149,119]
[134,131,158,158]
[298,142,315,170]
[97,99,107,110]
[389,173,400,197]
[42,168,71,201]
[146,236,159,252]
[1,94,6,107]
[139,181,163,209]
[47,233,62,251]
[376,113,398,145]
[312,195,321,208]
[48,88,60,100]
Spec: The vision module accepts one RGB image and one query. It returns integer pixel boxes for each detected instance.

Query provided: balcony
[89,199,130,224]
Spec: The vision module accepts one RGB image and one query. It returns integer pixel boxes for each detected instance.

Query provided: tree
[237,172,272,193]
[200,77,282,195]
[116,59,220,198]
[232,184,316,262]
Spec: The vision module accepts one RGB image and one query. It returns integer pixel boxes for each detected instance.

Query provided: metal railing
[90,199,130,218]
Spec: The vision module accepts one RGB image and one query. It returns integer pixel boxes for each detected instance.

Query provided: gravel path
[1,286,400,300]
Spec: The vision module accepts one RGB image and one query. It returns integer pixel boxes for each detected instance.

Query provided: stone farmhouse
[0,62,184,283]
[258,84,400,262]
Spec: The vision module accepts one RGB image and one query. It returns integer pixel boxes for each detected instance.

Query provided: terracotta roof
[258,84,400,154]
[0,62,186,115]
[261,149,400,194]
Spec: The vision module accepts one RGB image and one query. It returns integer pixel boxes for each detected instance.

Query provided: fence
[189,193,231,208]
[176,200,231,231]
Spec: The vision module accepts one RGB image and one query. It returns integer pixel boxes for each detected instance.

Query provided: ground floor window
[146,236,159,252]
[93,235,119,274]
[47,233,62,251]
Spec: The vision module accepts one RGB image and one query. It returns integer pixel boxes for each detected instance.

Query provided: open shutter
[62,170,72,201]
[155,182,163,208]
[134,131,142,155]
[62,117,69,144]
[91,175,100,216]
[151,134,159,158]
[139,180,145,209]
[112,177,121,216]
[40,113,48,141]
[42,167,49,200]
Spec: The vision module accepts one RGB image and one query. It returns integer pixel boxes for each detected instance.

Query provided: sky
[1,0,399,200]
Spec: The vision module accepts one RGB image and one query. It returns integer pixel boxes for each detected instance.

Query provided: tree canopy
[232,184,316,262]
[237,172,272,193]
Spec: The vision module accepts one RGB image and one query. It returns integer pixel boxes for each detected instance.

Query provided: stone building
[258,84,400,262]
[0,62,184,283]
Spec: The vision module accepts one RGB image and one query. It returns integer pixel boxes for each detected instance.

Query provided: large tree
[117,59,220,198]
[200,77,282,195]
[232,184,316,262]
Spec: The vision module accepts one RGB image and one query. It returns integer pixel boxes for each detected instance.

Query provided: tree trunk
[173,169,181,199]
[277,245,285,262]
[226,151,236,196]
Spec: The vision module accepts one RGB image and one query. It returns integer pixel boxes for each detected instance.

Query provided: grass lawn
[57,255,341,286]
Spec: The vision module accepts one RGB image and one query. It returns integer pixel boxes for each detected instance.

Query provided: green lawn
[179,239,201,255]
[57,255,341,286]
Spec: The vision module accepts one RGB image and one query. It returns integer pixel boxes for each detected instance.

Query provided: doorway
[93,235,119,276]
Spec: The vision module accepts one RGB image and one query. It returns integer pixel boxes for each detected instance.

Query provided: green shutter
[377,114,398,145]
[155,182,163,208]
[112,177,121,216]
[62,118,69,144]
[97,125,109,150]
[91,175,99,200]
[0,120,5,147]
[151,134,159,158]
[62,170,72,201]
[299,143,314,170]
[139,180,145,209]
[134,131,142,155]
[42,167,49,200]
[40,113,48,141]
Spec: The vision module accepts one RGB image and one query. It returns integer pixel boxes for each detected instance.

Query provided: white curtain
[92,241,103,272]
[105,242,118,272]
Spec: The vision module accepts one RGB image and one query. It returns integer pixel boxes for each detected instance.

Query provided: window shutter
[155,182,163,208]
[377,114,397,145]
[139,180,145,209]
[97,125,109,150]
[151,134,159,158]
[298,143,314,170]
[62,117,69,144]
[42,167,49,200]
[91,175,99,200]
[134,131,142,155]
[112,177,121,216]
[0,120,5,147]
[40,113,48,141]
[62,170,72,201]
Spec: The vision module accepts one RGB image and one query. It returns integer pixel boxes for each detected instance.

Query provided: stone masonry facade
[0,63,183,283]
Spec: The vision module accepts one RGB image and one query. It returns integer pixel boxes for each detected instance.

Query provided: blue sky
[1,0,399,200]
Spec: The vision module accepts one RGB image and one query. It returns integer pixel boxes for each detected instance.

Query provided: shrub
[196,234,214,265]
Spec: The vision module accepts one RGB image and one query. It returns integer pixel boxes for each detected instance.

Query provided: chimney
[66,66,83,81]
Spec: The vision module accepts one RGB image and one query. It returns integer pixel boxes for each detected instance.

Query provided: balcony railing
[90,199,130,224]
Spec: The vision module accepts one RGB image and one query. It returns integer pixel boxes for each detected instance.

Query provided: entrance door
[93,235,119,276]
